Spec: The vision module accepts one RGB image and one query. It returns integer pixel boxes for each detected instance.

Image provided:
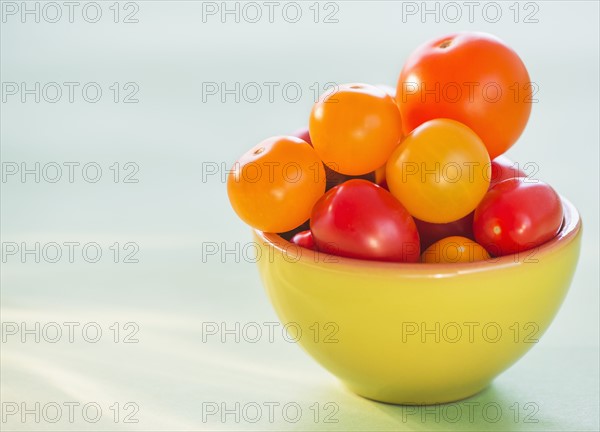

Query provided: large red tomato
[473,178,563,256]
[397,32,532,159]
[310,179,420,262]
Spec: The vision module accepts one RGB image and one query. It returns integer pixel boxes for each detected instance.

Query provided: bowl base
[346,382,490,405]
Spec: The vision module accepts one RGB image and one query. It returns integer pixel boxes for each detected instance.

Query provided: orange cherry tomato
[386,119,490,224]
[421,236,491,263]
[227,136,326,232]
[309,83,403,175]
[397,32,532,159]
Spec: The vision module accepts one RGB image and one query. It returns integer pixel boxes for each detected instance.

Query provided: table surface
[1,1,599,430]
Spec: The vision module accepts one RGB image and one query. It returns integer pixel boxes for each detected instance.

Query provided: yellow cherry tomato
[386,119,490,223]
[227,136,326,232]
[421,236,491,263]
[309,83,403,176]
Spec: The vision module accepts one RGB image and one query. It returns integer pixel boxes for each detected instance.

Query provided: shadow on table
[368,384,560,431]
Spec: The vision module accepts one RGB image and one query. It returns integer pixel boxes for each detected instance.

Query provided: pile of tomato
[227,32,564,264]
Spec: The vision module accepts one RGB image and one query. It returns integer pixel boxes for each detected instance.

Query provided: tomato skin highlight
[473,178,563,256]
[310,179,420,262]
[291,230,316,250]
[376,84,397,98]
[227,136,326,233]
[490,155,526,188]
[397,32,531,159]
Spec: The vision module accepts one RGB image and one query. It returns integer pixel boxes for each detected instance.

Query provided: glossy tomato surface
[397,32,531,159]
[376,84,397,98]
[290,230,315,250]
[490,155,526,187]
[227,136,326,233]
[386,119,490,223]
[421,236,490,263]
[310,83,403,175]
[310,179,420,262]
[474,178,563,256]
[291,127,312,145]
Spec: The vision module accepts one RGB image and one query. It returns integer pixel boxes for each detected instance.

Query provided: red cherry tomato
[310,179,420,262]
[291,127,312,145]
[278,220,310,241]
[490,155,526,187]
[397,32,532,158]
[473,178,563,256]
[414,212,474,252]
[290,230,315,250]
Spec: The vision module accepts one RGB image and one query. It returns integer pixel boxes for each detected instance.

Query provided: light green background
[1,1,598,430]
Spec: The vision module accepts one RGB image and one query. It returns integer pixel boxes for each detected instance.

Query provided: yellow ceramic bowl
[254,197,582,405]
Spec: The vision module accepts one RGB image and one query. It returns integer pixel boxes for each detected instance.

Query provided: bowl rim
[254,196,581,275]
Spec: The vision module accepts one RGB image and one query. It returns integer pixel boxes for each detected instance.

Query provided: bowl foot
[345,382,490,405]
